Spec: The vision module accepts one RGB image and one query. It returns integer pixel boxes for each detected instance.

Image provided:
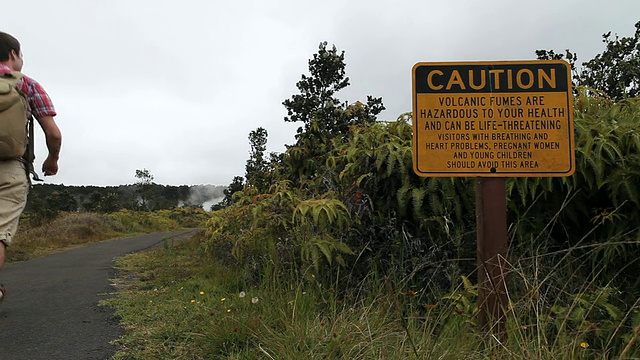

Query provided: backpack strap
[25,114,43,182]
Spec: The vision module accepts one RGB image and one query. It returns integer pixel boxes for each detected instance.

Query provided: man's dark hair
[0,32,21,62]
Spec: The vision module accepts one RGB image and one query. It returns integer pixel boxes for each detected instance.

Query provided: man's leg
[0,241,5,299]
[0,241,5,269]
[0,160,29,274]
[0,161,28,299]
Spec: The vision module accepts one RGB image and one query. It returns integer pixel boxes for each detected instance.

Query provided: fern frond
[412,187,427,216]
[397,184,412,216]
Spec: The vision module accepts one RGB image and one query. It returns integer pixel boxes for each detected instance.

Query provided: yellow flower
[227,309,232,313]
[221,298,226,302]
[200,291,205,295]
[580,342,589,349]
[190,299,196,303]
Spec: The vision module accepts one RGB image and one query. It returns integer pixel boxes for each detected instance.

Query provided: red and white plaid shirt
[0,63,56,118]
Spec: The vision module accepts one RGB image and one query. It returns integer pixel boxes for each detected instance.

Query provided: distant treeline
[24,183,226,216]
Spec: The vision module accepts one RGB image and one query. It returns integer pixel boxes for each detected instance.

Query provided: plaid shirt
[0,64,56,118]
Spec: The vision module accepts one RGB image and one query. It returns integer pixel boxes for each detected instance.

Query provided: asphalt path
[0,230,197,360]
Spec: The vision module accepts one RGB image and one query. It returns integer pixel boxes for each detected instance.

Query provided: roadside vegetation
[103,22,640,359]
[8,207,209,262]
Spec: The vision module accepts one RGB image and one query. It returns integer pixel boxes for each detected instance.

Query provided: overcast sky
[2,0,638,186]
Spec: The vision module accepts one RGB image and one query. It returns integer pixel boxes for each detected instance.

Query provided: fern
[396,184,412,217]
[411,187,427,218]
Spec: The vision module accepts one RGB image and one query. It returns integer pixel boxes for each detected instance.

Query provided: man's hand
[42,154,58,176]
[36,115,62,176]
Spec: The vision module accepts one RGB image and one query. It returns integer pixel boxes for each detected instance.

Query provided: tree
[212,176,244,210]
[245,127,269,192]
[46,190,78,212]
[282,42,385,181]
[21,189,77,225]
[537,21,640,100]
[25,192,59,225]
[82,191,104,212]
[283,42,385,139]
[100,192,121,213]
[135,168,155,210]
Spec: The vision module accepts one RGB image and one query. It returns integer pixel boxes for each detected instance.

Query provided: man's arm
[36,115,62,176]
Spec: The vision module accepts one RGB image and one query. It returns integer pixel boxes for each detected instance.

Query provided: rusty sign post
[411,60,574,339]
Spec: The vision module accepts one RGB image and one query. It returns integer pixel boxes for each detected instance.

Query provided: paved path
[0,230,196,360]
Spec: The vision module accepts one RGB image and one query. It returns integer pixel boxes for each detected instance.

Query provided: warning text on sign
[412,61,575,177]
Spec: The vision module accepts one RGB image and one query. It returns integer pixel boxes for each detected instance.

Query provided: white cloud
[3,0,639,186]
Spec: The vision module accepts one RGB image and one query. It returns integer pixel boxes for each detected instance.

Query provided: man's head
[0,32,23,71]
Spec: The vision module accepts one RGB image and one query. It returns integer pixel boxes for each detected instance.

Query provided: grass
[12,211,636,358]
[7,208,208,262]
[9,212,132,262]
[103,233,640,359]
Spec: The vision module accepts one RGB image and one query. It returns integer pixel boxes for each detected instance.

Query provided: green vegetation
[25,177,226,216]
[103,24,640,359]
[10,168,222,260]
[537,20,640,101]
[8,207,209,262]
[105,231,639,359]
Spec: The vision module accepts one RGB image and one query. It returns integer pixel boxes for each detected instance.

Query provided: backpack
[0,71,41,181]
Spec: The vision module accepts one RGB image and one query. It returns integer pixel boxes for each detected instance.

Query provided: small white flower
[251,297,259,304]
[239,291,246,298]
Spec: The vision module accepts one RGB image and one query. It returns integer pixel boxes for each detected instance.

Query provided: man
[0,31,62,299]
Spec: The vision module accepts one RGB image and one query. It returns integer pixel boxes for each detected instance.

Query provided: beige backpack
[0,71,40,181]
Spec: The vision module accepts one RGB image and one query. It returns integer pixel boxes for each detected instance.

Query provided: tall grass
[105,224,640,359]
[8,207,209,262]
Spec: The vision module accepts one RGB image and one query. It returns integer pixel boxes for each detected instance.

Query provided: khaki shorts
[0,160,29,246]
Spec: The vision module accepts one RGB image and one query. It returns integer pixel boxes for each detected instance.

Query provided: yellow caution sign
[412,60,575,177]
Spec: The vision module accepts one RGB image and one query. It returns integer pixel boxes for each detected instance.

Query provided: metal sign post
[411,60,574,339]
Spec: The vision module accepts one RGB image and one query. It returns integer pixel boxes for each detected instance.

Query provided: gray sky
[3,0,638,186]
